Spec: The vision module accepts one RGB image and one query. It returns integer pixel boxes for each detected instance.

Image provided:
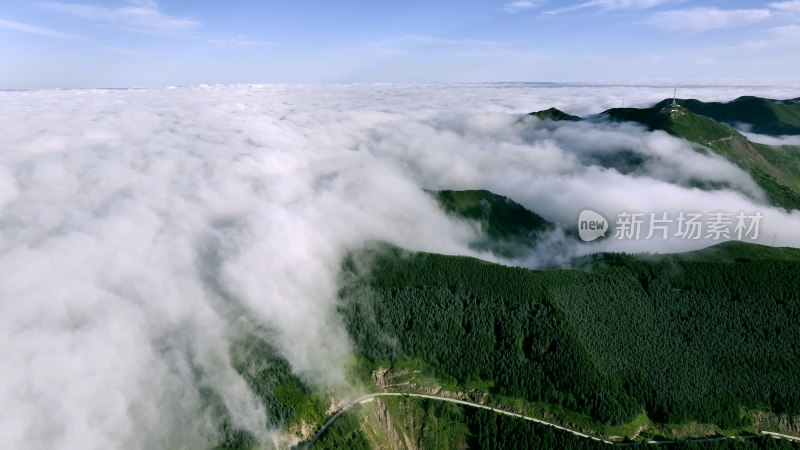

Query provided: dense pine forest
[337,241,800,430]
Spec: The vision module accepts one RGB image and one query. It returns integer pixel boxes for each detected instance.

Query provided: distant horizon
[4,79,800,92]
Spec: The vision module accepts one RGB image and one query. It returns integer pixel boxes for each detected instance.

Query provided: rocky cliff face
[754,411,800,437]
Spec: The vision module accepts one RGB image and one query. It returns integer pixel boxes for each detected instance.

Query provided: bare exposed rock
[754,411,800,437]
[285,419,315,445]
[325,394,348,415]
[373,367,391,390]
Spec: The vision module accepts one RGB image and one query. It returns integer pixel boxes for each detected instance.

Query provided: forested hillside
[337,241,800,434]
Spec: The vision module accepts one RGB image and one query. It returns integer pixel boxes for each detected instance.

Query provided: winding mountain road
[301,392,615,448]
[299,392,796,448]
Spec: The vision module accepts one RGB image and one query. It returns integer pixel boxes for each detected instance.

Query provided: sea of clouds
[1,83,800,449]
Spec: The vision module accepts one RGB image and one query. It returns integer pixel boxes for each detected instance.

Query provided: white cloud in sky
[649,7,771,32]
[1,83,800,448]
[502,1,542,13]
[545,0,673,15]
[0,17,83,40]
[207,37,274,47]
[38,0,199,34]
[742,24,800,48]
[769,24,800,40]
[372,34,511,49]
[101,46,148,56]
[769,0,800,15]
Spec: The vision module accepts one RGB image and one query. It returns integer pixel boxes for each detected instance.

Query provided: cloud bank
[1,83,800,448]
[740,130,800,146]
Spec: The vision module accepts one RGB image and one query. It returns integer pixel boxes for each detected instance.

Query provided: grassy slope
[605,102,800,210]
[316,396,647,450]
[314,376,800,449]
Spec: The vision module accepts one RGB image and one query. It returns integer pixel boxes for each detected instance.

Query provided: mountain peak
[528,107,581,122]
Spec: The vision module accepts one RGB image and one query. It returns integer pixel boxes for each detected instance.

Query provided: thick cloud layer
[740,130,800,146]
[1,83,800,449]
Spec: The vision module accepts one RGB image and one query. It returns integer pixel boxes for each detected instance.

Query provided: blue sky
[1,0,799,88]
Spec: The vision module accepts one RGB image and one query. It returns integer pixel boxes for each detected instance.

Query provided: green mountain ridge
[662,240,800,262]
[524,96,800,210]
[679,96,800,137]
[529,107,582,122]
[573,240,800,271]
[428,189,555,257]
[602,99,800,211]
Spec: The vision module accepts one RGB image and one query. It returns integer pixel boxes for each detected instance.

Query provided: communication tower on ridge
[660,88,680,115]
